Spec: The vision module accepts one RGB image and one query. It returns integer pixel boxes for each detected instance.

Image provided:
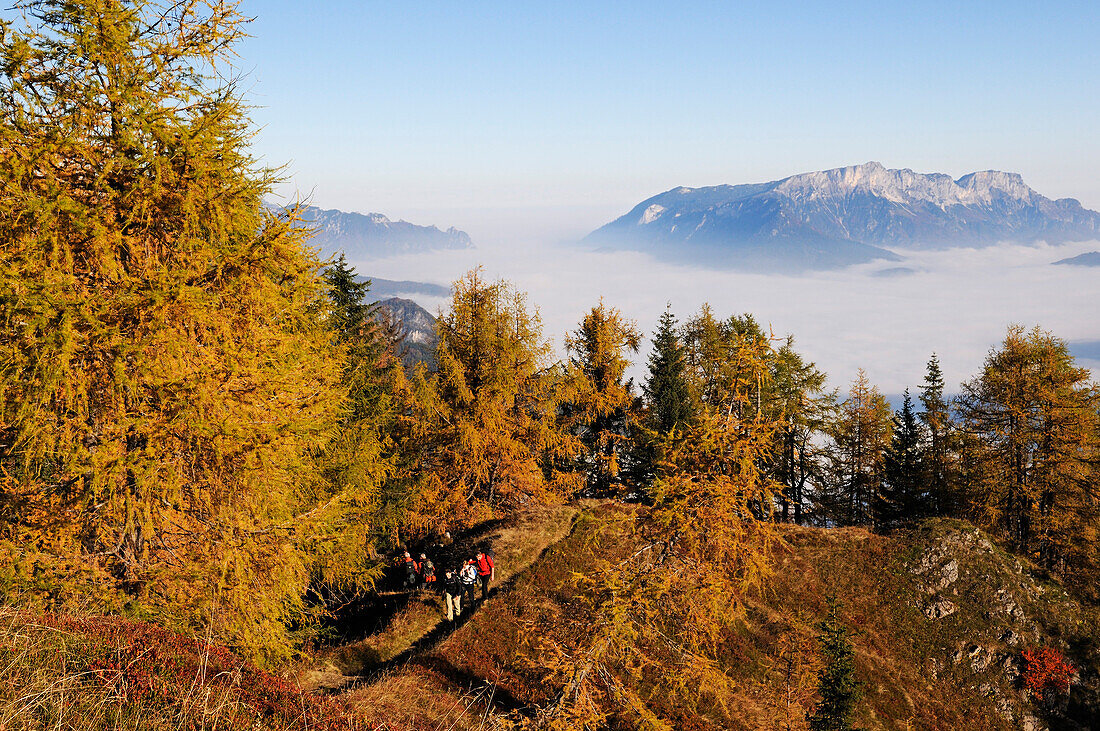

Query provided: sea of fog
[347,236,1100,397]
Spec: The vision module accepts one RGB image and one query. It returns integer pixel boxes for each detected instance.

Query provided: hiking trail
[300,504,579,697]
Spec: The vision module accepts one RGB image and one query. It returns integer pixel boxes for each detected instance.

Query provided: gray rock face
[923,595,958,620]
[913,537,963,594]
[906,522,1080,730]
[373,297,438,370]
[586,162,1100,272]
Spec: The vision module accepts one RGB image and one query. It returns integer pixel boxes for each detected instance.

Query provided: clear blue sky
[239,0,1100,237]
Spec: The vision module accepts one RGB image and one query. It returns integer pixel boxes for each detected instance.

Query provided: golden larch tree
[0,0,342,660]
[563,300,642,494]
[406,269,578,534]
[957,325,1099,597]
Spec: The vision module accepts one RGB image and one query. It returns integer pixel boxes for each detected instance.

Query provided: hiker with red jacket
[475,549,495,600]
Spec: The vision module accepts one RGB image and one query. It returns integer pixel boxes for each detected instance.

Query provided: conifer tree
[518,327,781,727]
[956,326,1099,597]
[634,306,695,486]
[0,0,341,659]
[408,269,577,533]
[768,339,832,524]
[642,306,695,434]
[308,257,408,598]
[323,254,373,344]
[876,390,926,530]
[808,596,863,731]
[682,307,774,419]
[827,370,892,527]
[919,353,954,516]
[564,301,642,495]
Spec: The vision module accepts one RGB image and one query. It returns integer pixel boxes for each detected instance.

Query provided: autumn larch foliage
[514,326,782,729]
[405,268,580,536]
[563,300,642,495]
[0,0,343,661]
[957,325,1100,599]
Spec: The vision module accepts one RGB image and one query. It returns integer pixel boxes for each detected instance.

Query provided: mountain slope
[1053,251,1100,267]
[372,297,438,369]
[362,276,450,300]
[353,507,1100,730]
[290,205,473,259]
[587,162,1100,272]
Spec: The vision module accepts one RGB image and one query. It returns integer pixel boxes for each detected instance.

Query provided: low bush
[0,610,360,730]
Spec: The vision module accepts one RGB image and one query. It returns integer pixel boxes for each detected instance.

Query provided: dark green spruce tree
[875,390,926,530]
[808,596,863,731]
[919,354,953,516]
[769,339,831,524]
[632,307,695,485]
[323,254,373,343]
[642,306,695,433]
[309,256,406,599]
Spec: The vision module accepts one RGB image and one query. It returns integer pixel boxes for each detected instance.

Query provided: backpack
[460,564,477,584]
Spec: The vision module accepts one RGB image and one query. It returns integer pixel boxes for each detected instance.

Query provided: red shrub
[1021,646,1075,701]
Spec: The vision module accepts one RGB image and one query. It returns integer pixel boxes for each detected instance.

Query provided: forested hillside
[0,2,1097,729]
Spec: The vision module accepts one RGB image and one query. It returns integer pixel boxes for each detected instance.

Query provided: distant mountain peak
[771,162,1036,208]
[272,204,473,259]
[586,163,1100,272]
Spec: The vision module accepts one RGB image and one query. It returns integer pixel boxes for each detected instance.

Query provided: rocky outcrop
[908,521,1094,730]
[372,297,437,370]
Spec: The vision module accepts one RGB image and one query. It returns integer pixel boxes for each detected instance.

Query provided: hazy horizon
[337,231,1100,397]
[243,1,1100,228]
[240,0,1100,396]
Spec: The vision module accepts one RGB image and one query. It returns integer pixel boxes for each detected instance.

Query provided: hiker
[459,558,479,607]
[401,551,419,590]
[441,568,462,622]
[420,553,436,589]
[475,549,495,600]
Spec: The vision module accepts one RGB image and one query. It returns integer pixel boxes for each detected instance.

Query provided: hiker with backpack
[459,558,479,607]
[419,553,436,590]
[441,568,462,621]
[400,551,419,590]
[475,549,495,600]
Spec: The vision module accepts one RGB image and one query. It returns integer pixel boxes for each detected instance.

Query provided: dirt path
[300,504,578,693]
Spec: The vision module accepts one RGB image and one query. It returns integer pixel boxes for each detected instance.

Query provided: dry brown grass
[345,666,502,731]
[329,506,1092,729]
[0,609,361,730]
[411,509,1061,730]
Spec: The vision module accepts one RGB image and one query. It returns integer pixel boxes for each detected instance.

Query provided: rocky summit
[586,162,1100,272]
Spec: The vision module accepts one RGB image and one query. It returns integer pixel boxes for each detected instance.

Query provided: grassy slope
[4,503,1095,730]
[358,505,1099,730]
[0,611,361,730]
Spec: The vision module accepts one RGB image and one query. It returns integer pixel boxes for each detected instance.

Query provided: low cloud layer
[350,237,1100,396]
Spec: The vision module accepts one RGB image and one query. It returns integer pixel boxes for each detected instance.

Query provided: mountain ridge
[587,162,1100,272]
[273,204,474,260]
